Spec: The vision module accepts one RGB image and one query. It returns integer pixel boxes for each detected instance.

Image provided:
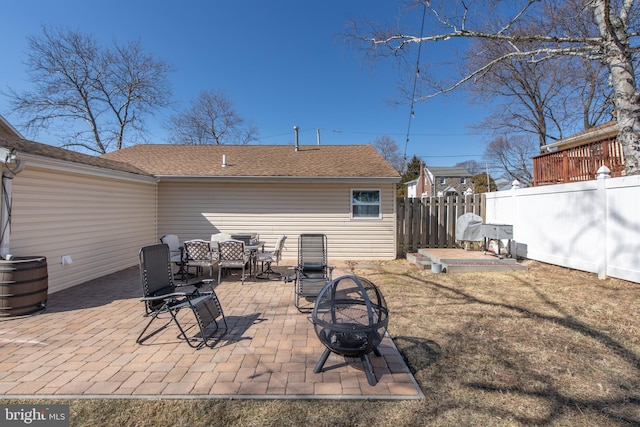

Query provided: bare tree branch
[348,0,640,176]
[4,25,172,154]
[167,89,258,145]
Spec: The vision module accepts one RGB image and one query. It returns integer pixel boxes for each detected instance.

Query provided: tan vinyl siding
[8,166,157,293]
[157,181,396,261]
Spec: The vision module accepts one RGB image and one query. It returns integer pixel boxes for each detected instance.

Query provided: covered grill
[311,275,388,386]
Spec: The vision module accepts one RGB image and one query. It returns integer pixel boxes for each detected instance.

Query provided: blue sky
[0,1,491,167]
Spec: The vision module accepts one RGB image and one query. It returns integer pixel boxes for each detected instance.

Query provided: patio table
[244,241,265,276]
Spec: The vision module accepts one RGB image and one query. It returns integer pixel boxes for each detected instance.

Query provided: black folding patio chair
[293,234,334,312]
[137,243,227,349]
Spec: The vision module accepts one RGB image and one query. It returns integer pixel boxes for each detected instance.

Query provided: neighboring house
[494,177,512,191]
[405,178,418,198]
[533,121,625,185]
[0,115,25,139]
[414,162,474,198]
[0,122,400,293]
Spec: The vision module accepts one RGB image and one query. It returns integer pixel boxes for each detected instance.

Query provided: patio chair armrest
[140,292,190,302]
[197,279,217,293]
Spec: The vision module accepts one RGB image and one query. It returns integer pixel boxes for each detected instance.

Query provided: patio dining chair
[293,234,334,312]
[217,239,250,285]
[137,243,227,349]
[160,234,186,280]
[256,235,287,280]
[183,239,218,285]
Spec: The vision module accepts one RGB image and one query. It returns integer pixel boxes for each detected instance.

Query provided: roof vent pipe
[293,126,299,152]
[222,154,227,167]
[317,128,321,145]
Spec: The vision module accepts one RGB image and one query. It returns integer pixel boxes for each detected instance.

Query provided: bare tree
[546,0,615,129]
[372,134,405,172]
[454,159,483,175]
[467,37,613,148]
[5,26,172,154]
[167,89,258,145]
[349,0,640,175]
[484,135,537,186]
[466,36,567,148]
[466,0,614,149]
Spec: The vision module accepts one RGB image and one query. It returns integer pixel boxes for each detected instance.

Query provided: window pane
[352,190,380,203]
[353,205,380,217]
[352,189,381,219]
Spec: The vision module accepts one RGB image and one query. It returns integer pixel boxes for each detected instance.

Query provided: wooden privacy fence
[397,195,485,255]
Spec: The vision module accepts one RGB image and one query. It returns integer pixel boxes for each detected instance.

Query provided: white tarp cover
[456,213,484,242]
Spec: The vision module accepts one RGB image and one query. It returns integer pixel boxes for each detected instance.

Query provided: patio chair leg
[256,261,283,280]
[136,312,174,344]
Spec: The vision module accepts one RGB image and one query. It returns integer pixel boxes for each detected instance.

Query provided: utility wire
[404,1,428,164]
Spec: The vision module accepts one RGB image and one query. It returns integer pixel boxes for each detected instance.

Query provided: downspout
[1,151,25,259]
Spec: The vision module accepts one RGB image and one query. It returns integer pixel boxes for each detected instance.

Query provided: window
[461,177,467,184]
[439,177,446,184]
[351,189,381,219]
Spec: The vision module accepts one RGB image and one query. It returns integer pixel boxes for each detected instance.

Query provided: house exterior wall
[6,160,157,293]
[157,180,397,261]
[406,180,417,198]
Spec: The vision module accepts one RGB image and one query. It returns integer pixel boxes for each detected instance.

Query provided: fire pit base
[314,345,382,386]
[311,275,389,387]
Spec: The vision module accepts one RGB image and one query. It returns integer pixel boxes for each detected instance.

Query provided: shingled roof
[101,144,401,179]
[0,136,151,176]
[426,166,472,177]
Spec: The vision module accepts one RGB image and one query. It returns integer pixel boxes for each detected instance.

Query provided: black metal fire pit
[311,275,388,386]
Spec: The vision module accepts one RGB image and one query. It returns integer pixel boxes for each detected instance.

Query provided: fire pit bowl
[311,275,388,386]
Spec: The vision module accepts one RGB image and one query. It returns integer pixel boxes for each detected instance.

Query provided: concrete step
[407,248,528,273]
[405,252,432,270]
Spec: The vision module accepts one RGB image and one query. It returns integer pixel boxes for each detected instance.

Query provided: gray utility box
[481,224,513,240]
[481,224,514,258]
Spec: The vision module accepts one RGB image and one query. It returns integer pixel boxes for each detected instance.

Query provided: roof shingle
[426,166,472,177]
[101,144,401,178]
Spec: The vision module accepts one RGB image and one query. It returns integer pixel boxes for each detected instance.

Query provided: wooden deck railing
[533,136,625,186]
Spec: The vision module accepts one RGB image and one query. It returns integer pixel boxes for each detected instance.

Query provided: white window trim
[350,188,382,220]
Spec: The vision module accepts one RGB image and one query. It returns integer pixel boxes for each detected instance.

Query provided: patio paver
[0,263,423,400]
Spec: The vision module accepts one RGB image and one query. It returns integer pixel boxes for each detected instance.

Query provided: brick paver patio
[0,262,423,399]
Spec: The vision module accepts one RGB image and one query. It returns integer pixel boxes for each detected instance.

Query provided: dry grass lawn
[10,260,640,426]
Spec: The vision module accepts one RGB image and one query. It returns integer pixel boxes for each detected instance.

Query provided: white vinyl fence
[485,170,640,283]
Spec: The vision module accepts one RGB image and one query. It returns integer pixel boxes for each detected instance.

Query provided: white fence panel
[485,174,640,283]
[605,177,640,282]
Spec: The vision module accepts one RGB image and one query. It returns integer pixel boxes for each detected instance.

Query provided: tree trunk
[592,0,640,175]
